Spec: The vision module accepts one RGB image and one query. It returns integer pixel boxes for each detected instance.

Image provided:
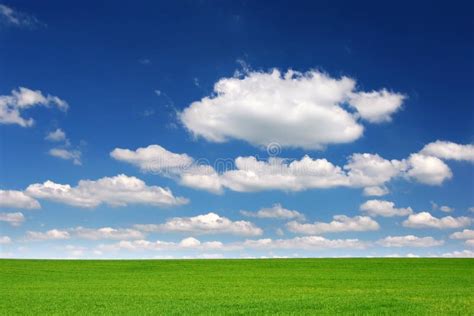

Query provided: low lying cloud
[240,204,305,220]
[360,200,413,217]
[377,235,444,247]
[0,190,40,209]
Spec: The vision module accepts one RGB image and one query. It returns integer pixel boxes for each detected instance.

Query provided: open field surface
[0,258,473,315]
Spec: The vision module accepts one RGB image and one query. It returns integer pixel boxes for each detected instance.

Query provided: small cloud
[138,58,151,65]
[0,4,44,28]
[45,128,67,142]
[48,148,82,165]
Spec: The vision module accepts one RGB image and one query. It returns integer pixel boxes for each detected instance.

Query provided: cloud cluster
[0,87,67,127]
[25,174,188,208]
[360,200,412,217]
[377,235,444,247]
[112,144,456,195]
[26,229,70,241]
[180,69,405,149]
[403,212,472,229]
[287,215,379,235]
[134,212,262,236]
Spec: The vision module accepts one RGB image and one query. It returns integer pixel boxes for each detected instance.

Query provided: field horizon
[1,258,473,315]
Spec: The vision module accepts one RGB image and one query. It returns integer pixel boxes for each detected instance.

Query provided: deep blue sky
[0,0,473,258]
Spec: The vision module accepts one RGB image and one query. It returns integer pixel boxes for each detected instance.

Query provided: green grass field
[0,258,473,315]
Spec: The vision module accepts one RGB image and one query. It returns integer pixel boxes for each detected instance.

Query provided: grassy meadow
[0,258,473,315]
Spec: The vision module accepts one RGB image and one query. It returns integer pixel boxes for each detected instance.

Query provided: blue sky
[0,0,473,259]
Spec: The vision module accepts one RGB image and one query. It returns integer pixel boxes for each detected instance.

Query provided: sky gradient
[0,0,473,259]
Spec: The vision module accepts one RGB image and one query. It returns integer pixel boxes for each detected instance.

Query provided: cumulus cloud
[287,215,379,235]
[110,145,193,173]
[26,229,70,241]
[363,186,389,196]
[112,143,455,195]
[99,237,224,252]
[405,154,452,185]
[241,236,367,250]
[45,128,67,142]
[348,89,405,123]
[0,4,42,28]
[0,190,40,209]
[240,203,305,220]
[180,69,405,149]
[0,212,25,226]
[0,87,67,127]
[48,148,82,165]
[450,229,474,240]
[134,212,262,236]
[360,200,412,217]
[25,174,188,208]
[377,235,444,247]
[403,212,472,229]
[421,140,474,163]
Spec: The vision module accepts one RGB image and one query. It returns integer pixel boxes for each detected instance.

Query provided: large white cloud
[25,174,188,208]
[377,235,443,247]
[403,212,472,229]
[287,215,379,235]
[0,87,67,127]
[180,69,405,149]
[0,190,41,209]
[421,140,474,163]
[240,203,305,220]
[0,212,25,226]
[111,143,455,194]
[360,200,413,217]
[134,212,262,236]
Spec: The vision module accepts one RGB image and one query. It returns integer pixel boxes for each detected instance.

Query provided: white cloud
[110,145,193,173]
[99,237,224,252]
[241,236,367,250]
[45,128,67,142]
[403,212,472,229]
[0,87,67,127]
[240,203,305,220]
[450,229,474,240]
[465,240,474,247]
[0,212,25,226]
[348,89,405,123]
[439,205,454,213]
[25,174,188,208]
[178,165,223,194]
[26,229,70,241]
[70,227,145,240]
[441,250,474,258]
[363,186,389,196]
[287,215,379,235]
[134,212,262,236]
[345,153,404,187]
[180,69,405,149]
[0,4,42,28]
[0,190,40,209]
[405,154,452,185]
[377,235,444,247]
[469,207,474,213]
[0,236,11,244]
[360,200,413,217]
[421,140,474,163]
[48,148,82,165]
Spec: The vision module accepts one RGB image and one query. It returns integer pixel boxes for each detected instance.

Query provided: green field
[0,258,473,315]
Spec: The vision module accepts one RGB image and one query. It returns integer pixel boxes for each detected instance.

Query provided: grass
[0,258,473,315]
